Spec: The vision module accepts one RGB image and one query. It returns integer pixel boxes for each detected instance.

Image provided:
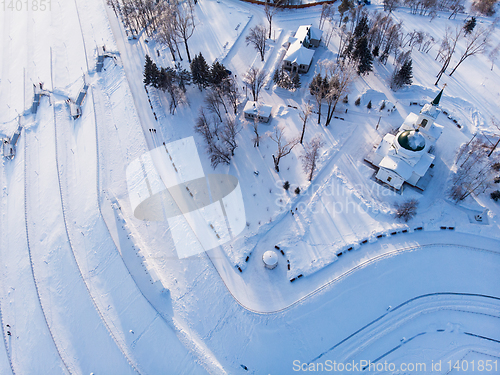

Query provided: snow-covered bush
[394,199,419,222]
[491,190,500,201]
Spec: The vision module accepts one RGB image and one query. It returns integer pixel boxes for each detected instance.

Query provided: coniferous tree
[353,15,369,40]
[397,59,413,87]
[464,17,477,35]
[391,59,413,89]
[190,53,210,90]
[273,68,281,84]
[175,62,191,93]
[144,54,154,86]
[292,73,301,90]
[210,61,230,87]
[353,37,373,75]
[343,37,355,60]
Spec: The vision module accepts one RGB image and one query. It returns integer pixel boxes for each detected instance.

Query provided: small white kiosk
[262,250,278,270]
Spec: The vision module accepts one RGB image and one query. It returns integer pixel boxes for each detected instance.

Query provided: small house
[3,139,15,159]
[243,101,272,123]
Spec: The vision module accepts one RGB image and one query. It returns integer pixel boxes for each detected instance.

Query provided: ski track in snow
[24,101,136,374]
[0,161,15,375]
[311,293,500,364]
[43,0,217,372]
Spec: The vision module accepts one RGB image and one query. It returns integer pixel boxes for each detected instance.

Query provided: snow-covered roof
[400,113,419,131]
[400,112,443,143]
[284,42,315,66]
[423,122,444,141]
[243,101,272,118]
[285,36,297,46]
[309,26,323,41]
[295,25,310,43]
[379,155,413,180]
[413,152,435,177]
[263,250,278,268]
[375,134,395,156]
[294,25,322,43]
[420,103,441,119]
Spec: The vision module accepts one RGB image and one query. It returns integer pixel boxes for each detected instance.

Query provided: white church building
[370,90,445,190]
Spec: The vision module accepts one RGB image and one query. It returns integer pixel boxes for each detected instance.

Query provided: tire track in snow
[0,160,15,375]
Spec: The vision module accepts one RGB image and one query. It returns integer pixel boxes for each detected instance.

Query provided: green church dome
[398,129,425,152]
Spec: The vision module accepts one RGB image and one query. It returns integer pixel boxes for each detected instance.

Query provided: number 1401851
[2,0,51,11]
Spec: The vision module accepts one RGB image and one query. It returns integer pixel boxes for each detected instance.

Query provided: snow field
[24,100,136,374]
[1,0,500,372]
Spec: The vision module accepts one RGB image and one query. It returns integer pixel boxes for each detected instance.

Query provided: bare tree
[471,0,497,15]
[246,24,267,61]
[394,199,419,222]
[449,138,498,201]
[222,76,240,115]
[336,25,350,61]
[435,26,462,86]
[449,25,491,76]
[319,3,335,30]
[323,61,357,126]
[383,0,400,13]
[156,6,181,61]
[205,89,224,122]
[299,103,313,144]
[265,1,283,39]
[221,117,241,156]
[174,4,196,63]
[269,125,299,172]
[309,74,327,124]
[194,108,215,145]
[447,0,465,19]
[194,109,231,168]
[244,67,266,102]
[246,116,260,147]
[106,0,119,17]
[301,136,324,181]
[488,42,500,70]
[324,21,336,48]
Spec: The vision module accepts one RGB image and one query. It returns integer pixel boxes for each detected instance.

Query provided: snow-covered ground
[1,0,500,373]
